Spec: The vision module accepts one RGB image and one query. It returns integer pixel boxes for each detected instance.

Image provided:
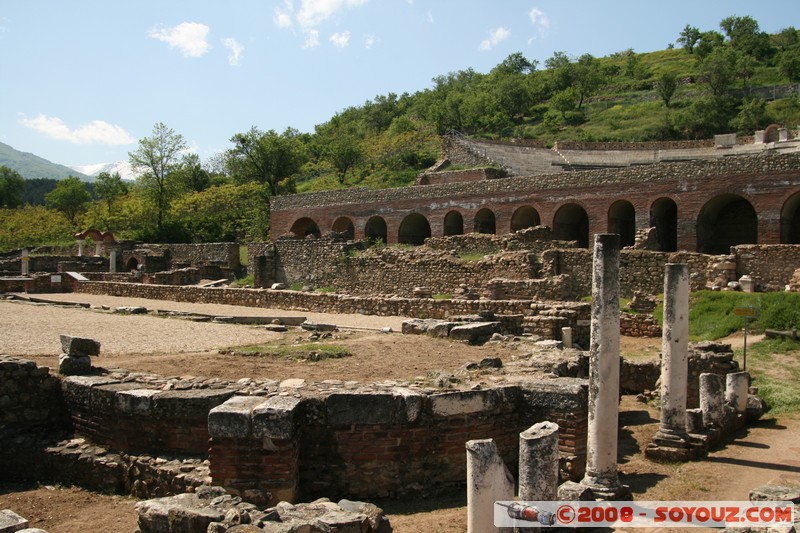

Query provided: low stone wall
[167,243,240,270]
[620,312,661,337]
[61,375,236,456]
[208,379,588,505]
[0,356,67,431]
[416,167,506,185]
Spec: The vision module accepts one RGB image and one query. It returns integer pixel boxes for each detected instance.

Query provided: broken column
[653,264,690,448]
[561,327,573,349]
[726,372,749,414]
[77,238,85,257]
[465,438,514,533]
[20,248,29,276]
[581,234,628,499]
[109,249,117,274]
[58,334,100,375]
[700,373,726,428]
[518,422,559,502]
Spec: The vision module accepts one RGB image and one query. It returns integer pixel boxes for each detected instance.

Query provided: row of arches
[288,192,800,252]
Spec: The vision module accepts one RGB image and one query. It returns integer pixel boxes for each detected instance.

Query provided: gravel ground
[0,292,408,357]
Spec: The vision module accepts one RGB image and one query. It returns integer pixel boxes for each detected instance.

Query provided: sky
[2,0,799,170]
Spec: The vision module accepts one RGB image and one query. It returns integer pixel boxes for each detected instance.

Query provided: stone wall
[167,243,240,270]
[208,380,588,504]
[61,375,236,456]
[734,245,800,291]
[416,167,506,186]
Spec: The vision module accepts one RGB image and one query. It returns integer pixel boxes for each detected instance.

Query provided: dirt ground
[1,292,799,532]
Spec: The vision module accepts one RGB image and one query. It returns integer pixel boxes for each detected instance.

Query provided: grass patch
[735,337,800,415]
[234,273,254,287]
[227,342,352,362]
[458,252,485,262]
[432,293,452,300]
[315,286,336,293]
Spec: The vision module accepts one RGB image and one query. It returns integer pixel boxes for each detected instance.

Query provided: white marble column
[519,422,560,502]
[581,234,627,499]
[654,263,690,447]
[466,438,514,533]
[20,248,30,276]
[76,239,85,257]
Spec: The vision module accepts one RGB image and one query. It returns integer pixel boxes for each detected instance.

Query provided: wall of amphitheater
[270,153,800,255]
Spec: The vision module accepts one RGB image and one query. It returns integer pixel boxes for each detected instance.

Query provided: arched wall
[269,153,800,252]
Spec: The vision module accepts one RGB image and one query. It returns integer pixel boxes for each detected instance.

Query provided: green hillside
[0,142,91,181]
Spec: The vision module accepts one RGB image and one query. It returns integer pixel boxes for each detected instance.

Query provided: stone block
[58,354,91,376]
[115,389,158,416]
[60,375,121,411]
[430,389,495,417]
[326,392,399,426]
[252,396,303,439]
[208,395,267,439]
[448,322,500,343]
[0,509,28,533]
[152,389,236,422]
[392,388,423,423]
[60,334,101,356]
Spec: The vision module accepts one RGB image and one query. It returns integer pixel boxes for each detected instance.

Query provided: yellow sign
[733,306,757,318]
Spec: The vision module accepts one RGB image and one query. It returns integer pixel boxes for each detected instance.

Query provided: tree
[227,127,307,196]
[655,72,678,107]
[730,98,770,134]
[328,136,363,183]
[695,31,725,59]
[93,171,128,229]
[175,153,210,193]
[44,176,90,224]
[572,54,604,109]
[779,49,800,82]
[720,15,773,59]
[0,166,25,208]
[677,24,701,53]
[700,47,737,97]
[495,52,537,75]
[129,122,187,235]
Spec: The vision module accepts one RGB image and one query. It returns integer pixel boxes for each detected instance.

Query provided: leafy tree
[0,205,73,250]
[0,166,25,208]
[227,127,307,196]
[93,171,128,229]
[730,98,770,134]
[720,15,773,59]
[779,49,800,82]
[129,122,187,235]
[171,182,269,242]
[655,72,678,107]
[550,88,578,118]
[773,27,800,52]
[495,52,537,75]
[572,54,605,109]
[175,153,210,193]
[695,31,725,59]
[328,135,363,183]
[700,47,737,96]
[20,178,58,206]
[678,24,701,53]
[44,176,90,224]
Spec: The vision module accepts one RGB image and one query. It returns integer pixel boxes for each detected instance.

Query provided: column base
[580,472,632,501]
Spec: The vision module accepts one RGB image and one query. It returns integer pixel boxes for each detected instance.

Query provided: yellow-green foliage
[171,182,269,242]
[0,205,74,251]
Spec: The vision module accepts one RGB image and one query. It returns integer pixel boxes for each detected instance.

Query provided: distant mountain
[72,160,139,181]
[0,141,92,181]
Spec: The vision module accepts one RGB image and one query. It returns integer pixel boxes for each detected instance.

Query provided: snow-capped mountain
[71,161,140,181]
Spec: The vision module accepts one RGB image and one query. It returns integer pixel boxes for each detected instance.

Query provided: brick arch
[332,216,355,239]
[608,200,636,248]
[398,213,432,245]
[510,205,541,232]
[365,216,388,244]
[696,194,757,254]
[553,202,589,248]
[443,210,464,236]
[649,197,678,252]
[290,217,321,239]
[474,208,496,234]
[780,190,800,244]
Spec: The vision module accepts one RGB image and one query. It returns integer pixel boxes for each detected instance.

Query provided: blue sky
[1,0,798,169]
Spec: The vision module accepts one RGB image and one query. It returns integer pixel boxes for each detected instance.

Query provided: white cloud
[426,10,434,24]
[479,27,510,51]
[222,37,244,66]
[364,34,377,49]
[20,114,134,145]
[302,29,320,48]
[297,0,368,28]
[528,7,550,41]
[330,31,351,48]
[148,22,211,57]
[274,0,294,28]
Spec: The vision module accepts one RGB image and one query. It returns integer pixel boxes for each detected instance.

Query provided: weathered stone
[115,389,157,416]
[300,321,337,332]
[208,396,267,439]
[519,422,560,501]
[430,389,494,417]
[448,322,500,343]
[558,480,595,501]
[465,439,514,533]
[115,306,147,314]
[58,354,91,376]
[0,509,28,533]
[59,334,101,356]
[326,392,399,426]
[746,393,767,421]
[251,396,303,440]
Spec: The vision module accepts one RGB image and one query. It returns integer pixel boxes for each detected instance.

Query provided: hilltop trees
[44,176,90,225]
[227,127,307,196]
